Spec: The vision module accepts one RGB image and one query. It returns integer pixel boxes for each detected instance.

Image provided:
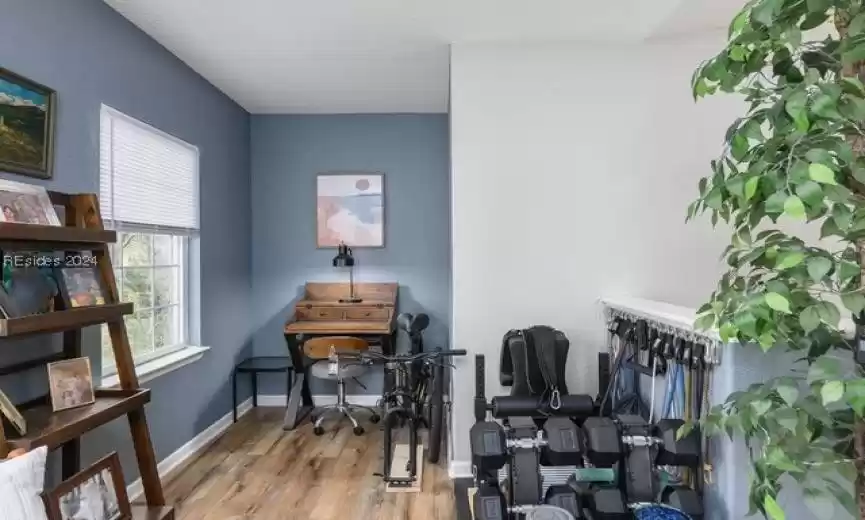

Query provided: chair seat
[309,360,366,380]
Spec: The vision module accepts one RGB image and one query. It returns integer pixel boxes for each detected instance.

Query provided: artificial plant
[688,0,865,518]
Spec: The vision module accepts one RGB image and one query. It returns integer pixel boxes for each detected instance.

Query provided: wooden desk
[282,282,397,430]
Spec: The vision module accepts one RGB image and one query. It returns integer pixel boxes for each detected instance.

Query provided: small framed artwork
[0,386,26,435]
[316,172,385,248]
[56,267,106,308]
[47,357,95,412]
[42,452,131,520]
[0,68,56,180]
[0,178,60,225]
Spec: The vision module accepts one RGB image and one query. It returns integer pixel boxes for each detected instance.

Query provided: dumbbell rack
[469,353,704,520]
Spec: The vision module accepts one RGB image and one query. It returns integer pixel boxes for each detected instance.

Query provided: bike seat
[397,312,430,335]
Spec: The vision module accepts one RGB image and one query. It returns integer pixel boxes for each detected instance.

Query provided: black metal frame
[347,347,465,487]
[231,356,293,423]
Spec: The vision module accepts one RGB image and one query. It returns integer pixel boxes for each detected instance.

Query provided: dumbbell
[586,488,630,520]
[541,417,583,466]
[655,418,700,467]
[582,417,622,467]
[474,484,508,520]
[471,421,508,478]
[661,486,704,520]
[545,485,585,518]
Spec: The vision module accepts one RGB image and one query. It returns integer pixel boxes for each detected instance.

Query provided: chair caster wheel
[353,426,365,436]
[370,414,380,424]
[313,426,324,436]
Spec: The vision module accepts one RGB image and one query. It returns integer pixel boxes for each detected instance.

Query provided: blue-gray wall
[0,0,252,485]
[251,114,450,395]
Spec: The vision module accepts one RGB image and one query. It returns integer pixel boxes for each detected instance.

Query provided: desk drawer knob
[319,311,327,317]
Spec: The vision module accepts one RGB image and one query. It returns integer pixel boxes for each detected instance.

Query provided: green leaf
[776,384,798,407]
[765,292,791,313]
[804,494,835,519]
[752,0,777,26]
[730,46,747,62]
[808,356,842,383]
[838,261,859,283]
[806,0,830,11]
[745,176,760,201]
[806,257,832,282]
[752,399,772,415]
[850,12,865,36]
[776,252,804,270]
[785,90,807,122]
[795,180,822,206]
[759,332,776,351]
[766,191,788,214]
[676,421,695,441]
[821,380,845,405]
[808,163,837,185]
[832,204,852,230]
[694,313,715,331]
[764,495,785,520]
[842,292,865,315]
[800,305,821,333]
[767,447,802,473]
[783,195,806,219]
[816,301,841,327]
[729,9,748,36]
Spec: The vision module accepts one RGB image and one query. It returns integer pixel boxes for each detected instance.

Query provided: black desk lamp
[333,242,362,303]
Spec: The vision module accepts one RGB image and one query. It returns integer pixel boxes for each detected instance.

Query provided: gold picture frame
[47,357,96,412]
[0,386,26,435]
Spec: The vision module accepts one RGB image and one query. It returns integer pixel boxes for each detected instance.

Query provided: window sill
[101,345,210,388]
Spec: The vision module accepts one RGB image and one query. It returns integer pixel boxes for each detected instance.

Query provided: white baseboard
[257,393,380,407]
[127,397,254,501]
[449,460,472,479]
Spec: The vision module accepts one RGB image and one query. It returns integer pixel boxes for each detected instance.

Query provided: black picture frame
[55,266,106,309]
[0,67,56,180]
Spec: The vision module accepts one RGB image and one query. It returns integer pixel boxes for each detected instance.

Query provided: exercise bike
[343,318,465,487]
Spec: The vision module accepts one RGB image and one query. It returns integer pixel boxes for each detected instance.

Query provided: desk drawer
[296,307,344,320]
[344,307,390,320]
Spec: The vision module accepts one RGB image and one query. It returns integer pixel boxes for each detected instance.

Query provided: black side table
[232,356,292,422]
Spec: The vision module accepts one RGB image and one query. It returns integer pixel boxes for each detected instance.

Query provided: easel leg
[128,409,165,505]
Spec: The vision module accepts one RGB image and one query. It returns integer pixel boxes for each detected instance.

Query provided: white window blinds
[99,105,199,233]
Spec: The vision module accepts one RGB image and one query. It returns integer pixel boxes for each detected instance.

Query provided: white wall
[448,39,746,469]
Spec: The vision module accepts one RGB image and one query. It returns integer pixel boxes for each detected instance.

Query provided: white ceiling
[104,0,744,114]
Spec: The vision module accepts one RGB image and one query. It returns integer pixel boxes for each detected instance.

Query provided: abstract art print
[0,68,55,179]
[317,172,384,247]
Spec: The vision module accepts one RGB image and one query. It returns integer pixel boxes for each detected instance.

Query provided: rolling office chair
[304,336,381,435]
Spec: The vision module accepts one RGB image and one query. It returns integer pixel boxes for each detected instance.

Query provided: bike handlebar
[339,349,467,363]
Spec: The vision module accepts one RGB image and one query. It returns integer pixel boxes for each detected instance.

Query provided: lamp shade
[332,242,355,267]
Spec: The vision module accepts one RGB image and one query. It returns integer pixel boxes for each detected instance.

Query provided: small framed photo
[56,267,106,308]
[47,357,95,412]
[0,386,26,435]
[42,452,131,520]
[316,172,385,248]
[0,178,60,225]
[0,67,56,180]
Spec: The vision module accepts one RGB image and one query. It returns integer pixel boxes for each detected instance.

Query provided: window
[99,105,199,377]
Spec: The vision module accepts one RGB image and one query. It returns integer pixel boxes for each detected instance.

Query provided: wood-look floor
[157,407,456,520]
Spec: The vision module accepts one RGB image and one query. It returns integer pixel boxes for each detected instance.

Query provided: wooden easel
[0,192,173,519]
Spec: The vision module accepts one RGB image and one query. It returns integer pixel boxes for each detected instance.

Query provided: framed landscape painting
[0,68,56,179]
[317,172,385,248]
